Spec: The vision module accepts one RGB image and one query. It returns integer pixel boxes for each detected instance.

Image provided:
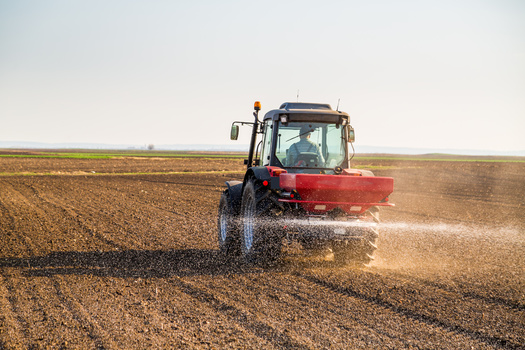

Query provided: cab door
[259,120,273,166]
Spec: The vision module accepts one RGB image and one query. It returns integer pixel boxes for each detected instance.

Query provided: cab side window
[260,121,273,166]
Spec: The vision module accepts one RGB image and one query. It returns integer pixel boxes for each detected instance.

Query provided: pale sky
[1,0,524,153]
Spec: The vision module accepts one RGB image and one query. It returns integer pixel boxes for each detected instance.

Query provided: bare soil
[0,155,523,349]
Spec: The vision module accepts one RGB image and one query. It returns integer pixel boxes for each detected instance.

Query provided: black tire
[218,192,240,258]
[332,207,380,266]
[240,179,282,264]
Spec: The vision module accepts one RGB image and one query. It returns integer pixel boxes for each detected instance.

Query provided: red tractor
[218,101,394,265]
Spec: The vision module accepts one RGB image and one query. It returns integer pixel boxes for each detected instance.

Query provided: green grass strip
[0,154,113,159]
[0,153,246,159]
[0,170,246,177]
[352,165,400,170]
[353,156,525,163]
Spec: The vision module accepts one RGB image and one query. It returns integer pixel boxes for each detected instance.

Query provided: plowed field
[0,154,523,349]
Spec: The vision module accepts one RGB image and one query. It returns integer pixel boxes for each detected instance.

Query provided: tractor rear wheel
[240,179,282,264]
[332,207,380,266]
[218,192,240,258]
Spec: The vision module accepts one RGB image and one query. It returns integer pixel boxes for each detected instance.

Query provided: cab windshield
[274,122,346,171]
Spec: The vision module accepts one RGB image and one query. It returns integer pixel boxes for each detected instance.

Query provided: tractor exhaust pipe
[247,101,261,168]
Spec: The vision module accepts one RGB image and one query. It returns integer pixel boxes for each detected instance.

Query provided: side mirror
[347,125,355,143]
[230,124,239,140]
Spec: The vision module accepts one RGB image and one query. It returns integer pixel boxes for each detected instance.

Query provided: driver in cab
[288,124,325,167]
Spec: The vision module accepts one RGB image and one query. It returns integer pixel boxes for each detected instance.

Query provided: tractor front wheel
[332,232,377,267]
[332,207,380,267]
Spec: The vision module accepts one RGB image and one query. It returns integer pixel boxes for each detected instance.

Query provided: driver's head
[299,125,312,139]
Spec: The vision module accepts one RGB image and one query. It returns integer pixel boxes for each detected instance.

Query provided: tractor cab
[232,102,355,174]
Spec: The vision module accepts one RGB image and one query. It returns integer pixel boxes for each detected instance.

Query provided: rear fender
[245,166,271,183]
[225,181,243,215]
[244,166,281,189]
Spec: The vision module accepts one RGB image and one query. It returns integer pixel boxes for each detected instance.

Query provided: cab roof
[263,102,350,123]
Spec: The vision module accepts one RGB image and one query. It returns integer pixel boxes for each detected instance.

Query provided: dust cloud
[380,221,522,242]
[372,219,524,302]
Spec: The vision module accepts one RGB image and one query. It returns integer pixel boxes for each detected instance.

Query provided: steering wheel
[294,152,320,167]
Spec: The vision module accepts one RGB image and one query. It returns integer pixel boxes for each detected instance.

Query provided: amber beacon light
[254,101,261,111]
